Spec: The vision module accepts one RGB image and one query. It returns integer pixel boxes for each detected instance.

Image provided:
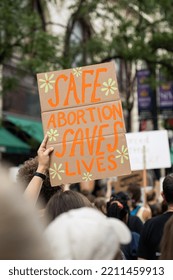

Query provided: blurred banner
[136,69,153,120]
[158,72,173,118]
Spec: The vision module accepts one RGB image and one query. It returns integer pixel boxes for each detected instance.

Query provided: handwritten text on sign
[37,62,131,185]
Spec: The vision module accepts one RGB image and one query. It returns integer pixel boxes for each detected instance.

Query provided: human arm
[105,178,114,201]
[24,135,54,205]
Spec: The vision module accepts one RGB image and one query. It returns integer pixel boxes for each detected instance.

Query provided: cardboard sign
[126,130,171,171]
[37,62,131,185]
[114,170,143,193]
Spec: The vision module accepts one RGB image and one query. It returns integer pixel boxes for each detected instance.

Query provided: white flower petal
[40,83,46,89]
[45,84,49,93]
[57,173,62,180]
[108,78,112,85]
[103,82,108,87]
[48,83,53,90]
[101,87,108,92]
[49,74,54,80]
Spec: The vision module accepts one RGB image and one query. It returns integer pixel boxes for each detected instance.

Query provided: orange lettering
[108,155,117,170]
[47,113,56,128]
[82,70,94,103]
[112,102,123,119]
[76,159,81,175]
[70,129,84,156]
[96,124,109,155]
[81,158,94,172]
[86,126,98,155]
[96,156,106,172]
[48,74,67,107]
[77,109,87,124]
[55,129,74,157]
[102,105,112,120]
[57,111,66,127]
[91,67,107,102]
[65,161,76,176]
[107,121,123,152]
[64,73,80,106]
[67,111,76,125]
[85,107,96,122]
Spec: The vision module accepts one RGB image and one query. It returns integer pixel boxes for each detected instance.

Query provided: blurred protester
[94,197,107,215]
[138,173,173,259]
[45,189,93,223]
[17,135,61,208]
[45,207,131,260]
[80,189,96,204]
[127,183,151,223]
[0,166,53,260]
[160,215,173,260]
[107,192,140,260]
[20,135,93,222]
[146,189,162,217]
[107,191,143,234]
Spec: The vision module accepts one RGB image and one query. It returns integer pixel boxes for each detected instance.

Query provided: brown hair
[17,156,62,205]
[127,183,141,207]
[45,190,93,223]
[160,215,173,259]
[94,197,107,214]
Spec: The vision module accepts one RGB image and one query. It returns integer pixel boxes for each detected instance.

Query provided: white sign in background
[126,130,171,171]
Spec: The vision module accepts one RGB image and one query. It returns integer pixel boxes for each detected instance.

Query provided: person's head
[45,207,131,260]
[45,189,93,223]
[17,156,62,205]
[160,215,173,260]
[162,173,173,205]
[127,183,141,207]
[0,166,53,260]
[107,192,130,224]
[94,197,107,214]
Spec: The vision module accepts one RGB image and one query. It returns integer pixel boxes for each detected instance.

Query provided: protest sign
[126,130,171,171]
[37,62,131,185]
[136,69,153,120]
[114,170,143,193]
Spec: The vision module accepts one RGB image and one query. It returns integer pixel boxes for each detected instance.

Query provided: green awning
[0,127,30,154]
[171,147,173,164]
[6,115,44,143]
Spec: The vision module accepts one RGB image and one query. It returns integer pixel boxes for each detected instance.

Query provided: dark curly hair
[17,156,62,205]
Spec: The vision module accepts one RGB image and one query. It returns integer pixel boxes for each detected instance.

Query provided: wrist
[36,166,47,174]
[34,171,46,181]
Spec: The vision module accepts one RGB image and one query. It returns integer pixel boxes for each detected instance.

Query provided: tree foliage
[61,0,173,130]
[0,0,60,73]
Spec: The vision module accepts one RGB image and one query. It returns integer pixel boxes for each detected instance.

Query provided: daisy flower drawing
[101,78,117,96]
[39,73,55,93]
[72,67,82,77]
[49,163,65,180]
[82,172,93,182]
[116,145,129,164]
[47,129,59,142]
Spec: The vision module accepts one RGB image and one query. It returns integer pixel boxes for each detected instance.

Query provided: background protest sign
[114,170,143,193]
[37,62,131,186]
[126,130,171,171]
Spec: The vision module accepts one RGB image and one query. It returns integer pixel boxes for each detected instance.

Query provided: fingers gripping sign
[37,135,54,172]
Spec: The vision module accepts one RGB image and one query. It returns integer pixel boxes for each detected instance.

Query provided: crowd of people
[0,134,173,260]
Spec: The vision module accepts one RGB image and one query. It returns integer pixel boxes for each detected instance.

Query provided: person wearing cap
[45,207,131,260]
[138,173,173,260]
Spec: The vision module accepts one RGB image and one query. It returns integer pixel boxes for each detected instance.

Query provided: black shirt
[138,212,173,260]
[128,215,144,235]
